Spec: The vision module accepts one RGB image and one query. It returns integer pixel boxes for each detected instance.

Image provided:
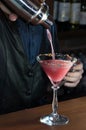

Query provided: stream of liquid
[46,29,55,59]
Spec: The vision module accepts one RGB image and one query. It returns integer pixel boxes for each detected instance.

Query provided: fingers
[9,14,18,21]
[64,73,83,87]
[0,2,11,14]
[65,69,83,80]
[0,2,18,21]
[72,62,83,72]
[64,62,84,87]
[64,79,81,87]
[64,72,82,81]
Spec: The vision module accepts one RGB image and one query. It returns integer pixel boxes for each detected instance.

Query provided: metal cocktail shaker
[1,0,54,28]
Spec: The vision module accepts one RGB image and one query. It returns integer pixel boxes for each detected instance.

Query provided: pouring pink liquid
[46,29,55,59]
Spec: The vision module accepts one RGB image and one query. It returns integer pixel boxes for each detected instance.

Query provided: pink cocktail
[37,53,76,126]
[40,59,73,86]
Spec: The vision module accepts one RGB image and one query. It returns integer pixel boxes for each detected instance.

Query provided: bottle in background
[70,0,81,30]
[79,0,86,29]
[57,0,71,32]
[53,0,59,21]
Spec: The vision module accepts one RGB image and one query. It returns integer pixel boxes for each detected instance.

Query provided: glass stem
[52,87,59,116]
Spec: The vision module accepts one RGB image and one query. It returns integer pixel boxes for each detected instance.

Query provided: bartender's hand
[0,1,17,21]
[64,62,84,87]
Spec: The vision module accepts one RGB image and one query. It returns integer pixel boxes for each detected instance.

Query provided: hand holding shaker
[1,0,54,28]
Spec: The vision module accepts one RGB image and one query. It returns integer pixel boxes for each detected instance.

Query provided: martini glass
[37,53,77,126]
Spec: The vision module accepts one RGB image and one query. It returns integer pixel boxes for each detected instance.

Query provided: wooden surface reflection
[0,96,86,130]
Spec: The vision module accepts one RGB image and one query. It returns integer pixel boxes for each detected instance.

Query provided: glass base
[40,113,69,126]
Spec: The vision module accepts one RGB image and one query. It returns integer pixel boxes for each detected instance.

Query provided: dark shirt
[17,19,42,64]
[0,10,59,114]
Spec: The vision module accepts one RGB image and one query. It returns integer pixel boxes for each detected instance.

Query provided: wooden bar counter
[0,96,86,130]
